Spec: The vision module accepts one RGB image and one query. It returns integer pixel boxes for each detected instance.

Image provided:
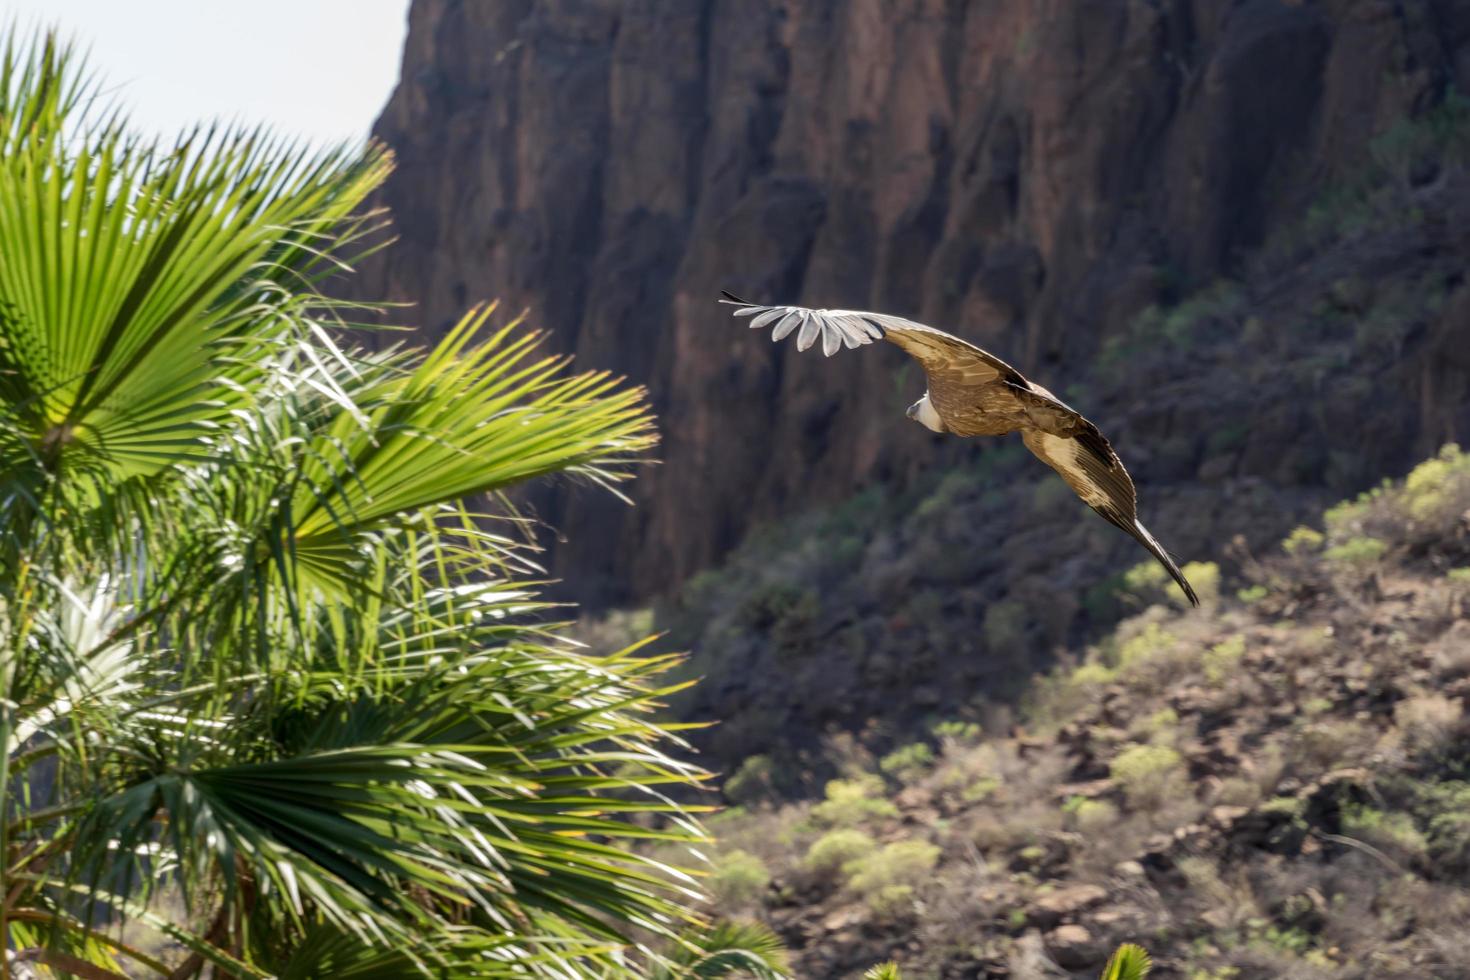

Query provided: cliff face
[353,0,1470,607]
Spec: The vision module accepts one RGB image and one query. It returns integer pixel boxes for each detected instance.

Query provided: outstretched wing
[719,291,1026,387]
[1021,424,1199,606]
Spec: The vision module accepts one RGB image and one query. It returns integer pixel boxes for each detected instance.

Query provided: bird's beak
[906,403,918,420]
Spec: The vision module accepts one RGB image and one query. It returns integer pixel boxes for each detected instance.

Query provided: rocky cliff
[351,0,1470,613]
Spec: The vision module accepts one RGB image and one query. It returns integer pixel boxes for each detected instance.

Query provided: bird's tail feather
[1127,518,1199,607]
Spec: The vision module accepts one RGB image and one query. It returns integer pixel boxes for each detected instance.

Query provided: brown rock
[895,785,935,811]
[821,904,866,932]
[1045,924,1103,969]
[1206,805,1251,830]
[1026,884,1108,928]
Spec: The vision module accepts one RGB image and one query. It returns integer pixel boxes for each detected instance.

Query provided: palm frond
[0,24,707,980]
[0,30,387,503]
[654,921,791,979]
[1100,943,1153,980]
[285,307,656,577]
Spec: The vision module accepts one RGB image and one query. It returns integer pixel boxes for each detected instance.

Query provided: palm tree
[0,32,782,978]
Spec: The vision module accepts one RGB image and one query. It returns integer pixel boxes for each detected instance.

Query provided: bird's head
[906,393,946,433]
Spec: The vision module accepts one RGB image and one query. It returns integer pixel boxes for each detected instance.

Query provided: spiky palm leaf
[1100,944,1153,980]
[652,921,791,979]
[0,27,751,979]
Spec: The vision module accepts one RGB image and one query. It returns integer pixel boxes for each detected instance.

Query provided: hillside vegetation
[658,97,1470,767]
[685,447,1470,979]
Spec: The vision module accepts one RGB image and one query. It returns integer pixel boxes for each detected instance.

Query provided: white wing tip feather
[725,297,880,358]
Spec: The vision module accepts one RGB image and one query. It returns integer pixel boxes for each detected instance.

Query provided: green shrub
[1203,636,1246,685]
[844,840,941,919]
[1324,536,1387,565]
[1118,622,1180,669]
[1342,805,1427,861]
[1123,560,1218,606]
[1177,562,1221,605]
[1292,718,1374,769]
[707,849,771,909]
[1122,560,1170,596]
[1073,799,1121,834]
[961,776,1001,803]
[1236,584,1269,603]
[1401,444,1470,520]
[1102,280,1245,363]
[1422,781,1470,869]
[804,829,876,877]
[724,754,776,805]
[1282,526,1324,555]
[741,583,819,644]
[1322,489,1379,534]
[1144,707,1179,733]
[1071,662,1118,687]
[1261,796,1307,821]
[810,776,900,828]
[1111,744,1186,809]
[880,742,936,782]
[932,719,983,743]
[1256,925,1316,957]
[1302,697,1334,717]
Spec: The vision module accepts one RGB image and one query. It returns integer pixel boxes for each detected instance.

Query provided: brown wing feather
[1021,425,1199,607]
[880,325,1024,387]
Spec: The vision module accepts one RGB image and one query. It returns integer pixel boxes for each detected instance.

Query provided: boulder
[1046,924,1103,969]
[1026,884,1108,928]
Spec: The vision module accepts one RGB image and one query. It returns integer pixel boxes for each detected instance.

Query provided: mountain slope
[688,446,1470,979]
[658,145,1470,767]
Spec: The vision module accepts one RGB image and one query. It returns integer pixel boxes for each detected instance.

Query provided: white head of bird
[906,393,946,433]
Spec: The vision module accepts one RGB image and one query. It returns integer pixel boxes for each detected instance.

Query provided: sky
[3,0,412,147]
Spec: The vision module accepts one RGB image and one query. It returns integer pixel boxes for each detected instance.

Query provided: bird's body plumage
[720,292,1199,606]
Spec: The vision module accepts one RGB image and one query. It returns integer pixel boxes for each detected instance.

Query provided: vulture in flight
[719,292,1199,606]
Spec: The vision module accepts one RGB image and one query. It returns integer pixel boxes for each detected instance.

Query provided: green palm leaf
[0,31,386,500]
[284,306,655,592]
[654,921,791,979]
[1100,943,1153,980]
